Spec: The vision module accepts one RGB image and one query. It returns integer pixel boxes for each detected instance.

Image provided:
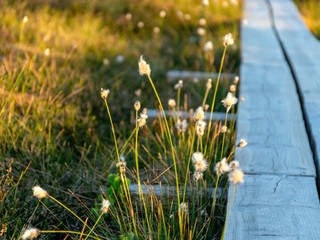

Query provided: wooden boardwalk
[225,0,320,239]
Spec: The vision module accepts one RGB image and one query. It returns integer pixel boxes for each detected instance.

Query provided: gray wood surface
[225,0,320,238]
[166,70,236,82]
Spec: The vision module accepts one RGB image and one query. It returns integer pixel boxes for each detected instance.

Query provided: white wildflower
[229,160,239,170]
[193,106,205,122]
[193,171,203,181]
[168,99,176,108]
[176,119,188,133]
[221,92,238,112]
[192,152,208,172]
[101,199,111,214]
[196,120,206,137]
[174,80,183,89]
[134,100,141,111]
[32,185,48,199]
[203,41,213,52]
[229,169,244,184]
[199,18,206,26]
[223,33,234,47]
[159,10,166,18]
[238,138,247,148]
[197,27,206,36]
[22,228,40,240]
[138,56,151,76]
[215,157,230,175]
[100,88,110,100]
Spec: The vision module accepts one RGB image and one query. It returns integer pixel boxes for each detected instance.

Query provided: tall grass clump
[20,31,247,239]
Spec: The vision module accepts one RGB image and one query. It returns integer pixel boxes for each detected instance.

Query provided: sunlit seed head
[159,10,166,18]
[221,125,228,133]
[199,18,206,26]
[138,55,151,76]
[192,152,208,172]
[229,160,239,170]
[230,84,236,93]
[176,119,188,133]
[22,16,29,24]
[223,33,234,47]
[153,27,160,34]
[134,100,141,111]
[101,199,111,214]
[22,228,40,240]
[180,202,188,213]
[196,120,206,137]
[241,96,245,101]
[229,169,244,184]
[117,156,127,173]
[142,108,147,115]
[197,27,206,36]
[230,0,239,6]
[137,118,146,128]
[242,19,248,25]
[238,138,247,148]
[193,171,203,181]
[168,99,176,108]
[100,88,110,100]
[137,21,144,28]
[135,89,142,97]
[125,13,132,21]
[193,106,205,122]
[44,48,50,56]
[215,157,231,175]
[174,79,183,90]
[204,104,210,111]
[221,92,238,112]
[206,78,212,89]
[177,11,183,18]
[222,1,229,8]
[203,41,213,52]
[184,14,191,21]
[234,76,239,84]
[103,58,110,66]
[203,0,209,6]
[32,185,48,199]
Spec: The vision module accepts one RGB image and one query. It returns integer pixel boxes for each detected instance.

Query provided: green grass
[0,0,242,239]
[295,0,320,39]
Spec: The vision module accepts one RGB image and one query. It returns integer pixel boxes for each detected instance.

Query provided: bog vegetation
[0,0,244,239]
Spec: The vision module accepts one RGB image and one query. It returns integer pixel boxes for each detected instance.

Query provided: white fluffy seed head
[137,21,144,28]
[22,228,40,240]
[193,171,203,181]
[101,199,111,214]
[32,185,48,199]
[193,106,205,122]
[138,56,151,76]
[125,13,132,21]
[229,160,239,170]
[204,104,210,111]
[176,119,188,133]
[206,78,212,89]
[215,157,231,175]
[221,125,228,133]
[134,100,141,111]
[192,152,208,172]
[221,92,238,112]
[197,27,206,36]
[199,18,206,26]
[234,76,239,84]
[230,84,236,93]
[159,10,166,18]
[23,16,29,24]
[196,120,206,137]
[180,202,188,213]
[229,169,244,184]
[204,41,213,52]
[168,99,176,108]
[238,138,248,148]
[223,33,234,47]
[100,88,110,100]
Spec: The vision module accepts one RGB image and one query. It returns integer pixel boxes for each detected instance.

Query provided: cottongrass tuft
[137,108,148,128]
[193,106,205,122]
[117,156,127,173]
[134,100,141,111]
[229,160,239,170]
[180,202,188,213]
[229,169,244,184]
[100,88,110,100]
[192,152,208,172]
[197,27,206,36]
[153,27,160,34]
[196,120,206,137]
[223,33,234,47]
[221,92,238,112]
[176,119,188,133]
[204,41,213,52]
[238,138,247,148]
[44,48,50,57]
[215,158,230,175]
[101,199,111,214]
[199,18,206,26]
[22,228,40,239]
[204,104,210,111]
[23,16,29,24]
[206,78,212,89]
[137,21,144,28]
[174,79,183,89]
[234,76,239,84]
[193,171,203,181]
[125,13,132,21]
[229,84,236,93]
[32,185,48,199]
[138,56,151,76]
[159,10,166,18]
[221,125,228,133]
[168,99,176,108]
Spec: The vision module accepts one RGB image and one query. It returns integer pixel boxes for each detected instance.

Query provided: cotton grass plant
[21,32,246,239]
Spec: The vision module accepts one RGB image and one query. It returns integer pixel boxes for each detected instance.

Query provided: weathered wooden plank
[166,70,236,82]
[147,109,236,121]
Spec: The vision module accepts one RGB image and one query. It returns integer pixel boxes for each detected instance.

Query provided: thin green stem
[84,214,103,240]
[40,230,100,240]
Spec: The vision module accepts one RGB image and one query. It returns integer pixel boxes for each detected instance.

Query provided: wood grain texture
[225,0,320,238]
